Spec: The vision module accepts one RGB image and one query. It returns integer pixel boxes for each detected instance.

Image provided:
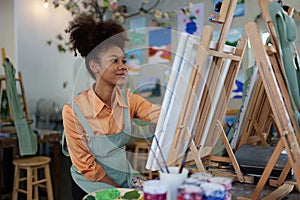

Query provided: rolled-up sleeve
[129,93,161,123]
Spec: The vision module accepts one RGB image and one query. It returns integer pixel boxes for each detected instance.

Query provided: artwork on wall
[129,17,146,47]
[213,0,245,17]
[234,0,245,17]
[148,28,172,63]
[213,27,243,46]
[126,49,142,75]
[177,2,204,37]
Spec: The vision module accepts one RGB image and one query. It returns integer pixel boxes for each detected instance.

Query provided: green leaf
[84,195,96,200]
[103,0,109,7]
[189,16,196,20]
[121,190,140,199]
[95,188,120,200]
[56,34,63,40]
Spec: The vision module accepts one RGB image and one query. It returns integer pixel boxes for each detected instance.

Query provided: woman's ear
[89,60,100,73]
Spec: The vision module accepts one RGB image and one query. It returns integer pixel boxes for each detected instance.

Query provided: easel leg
[251,139,283,200]
[190,141,206,172]
[277,162,291,186]
[216,121,244,182]
[252,120,269,146]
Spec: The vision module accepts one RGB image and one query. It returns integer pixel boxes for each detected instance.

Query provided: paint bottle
[200,182,225,200]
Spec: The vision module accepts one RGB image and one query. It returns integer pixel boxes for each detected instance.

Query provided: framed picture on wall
[177,2,204,36]
[129,17,146,47]
[213,0,245,17]
[126,49,142,75]
[148,28,171,63]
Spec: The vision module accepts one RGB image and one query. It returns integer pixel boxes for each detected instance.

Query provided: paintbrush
[142,134,166,173]
[178,134,193,173]
[153,134,170,173]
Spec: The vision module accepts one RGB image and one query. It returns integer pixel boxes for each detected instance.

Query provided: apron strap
[71,101,95,138]
[61,101,94,156]
[121,88,132,133]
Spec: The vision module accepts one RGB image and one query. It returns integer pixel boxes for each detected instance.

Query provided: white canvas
[146,33,200,170]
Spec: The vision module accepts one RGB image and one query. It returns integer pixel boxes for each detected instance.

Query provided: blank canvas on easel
[146,33,203,170]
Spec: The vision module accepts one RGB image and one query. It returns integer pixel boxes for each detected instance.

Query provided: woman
[62,14,160,200]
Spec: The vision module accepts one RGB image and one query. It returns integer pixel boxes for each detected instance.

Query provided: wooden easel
[165,0,247,183]
[0,48,30,125]
[238,0,300,150]
[237,1,300,199]
[258,0,300,141]
[236,72,274,148]
[244,20,300,200]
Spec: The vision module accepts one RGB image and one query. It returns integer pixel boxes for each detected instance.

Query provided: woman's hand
[149,105,161,123]
[132,176,146,189]
[100,174,120,188]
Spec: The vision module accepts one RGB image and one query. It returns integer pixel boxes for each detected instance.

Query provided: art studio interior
[0,0,300,199]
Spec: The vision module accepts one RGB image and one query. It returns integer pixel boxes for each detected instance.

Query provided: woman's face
[95,45,128,87]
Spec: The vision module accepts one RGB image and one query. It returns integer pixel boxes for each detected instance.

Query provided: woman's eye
[122,59,127,64]
[112,59,118,63]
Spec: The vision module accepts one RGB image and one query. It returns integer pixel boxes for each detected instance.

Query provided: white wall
[14,0,77,114]
[0,0,15,75]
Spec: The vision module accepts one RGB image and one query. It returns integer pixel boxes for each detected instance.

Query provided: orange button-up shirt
[62,85,160,182]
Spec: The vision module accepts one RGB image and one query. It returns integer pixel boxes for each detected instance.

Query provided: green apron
[69,93,141,193]
[3,59,37,156]
[269,1,300,131]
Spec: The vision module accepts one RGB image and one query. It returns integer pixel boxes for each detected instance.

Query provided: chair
[133,140,155,179]
[12,156,53,200]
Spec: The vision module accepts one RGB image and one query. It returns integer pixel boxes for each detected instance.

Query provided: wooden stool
[12,156,53,200]
[133,140,155,179]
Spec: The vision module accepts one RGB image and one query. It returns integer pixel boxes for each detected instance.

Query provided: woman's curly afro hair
[66,14,128,58]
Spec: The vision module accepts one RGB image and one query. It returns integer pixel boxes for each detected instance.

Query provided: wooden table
[0,129,61,200]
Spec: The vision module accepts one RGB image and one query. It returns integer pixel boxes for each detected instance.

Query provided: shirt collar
[88,85,128,118]
[115,87,128,108]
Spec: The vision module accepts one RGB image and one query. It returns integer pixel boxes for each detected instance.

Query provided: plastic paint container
[177,185,202,200]
[200,182,226,200]
[143,180,167,200]
[208,177,232,200]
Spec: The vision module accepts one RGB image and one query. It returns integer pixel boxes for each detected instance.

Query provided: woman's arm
[129,93,161,123]
[100,174,120,187]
